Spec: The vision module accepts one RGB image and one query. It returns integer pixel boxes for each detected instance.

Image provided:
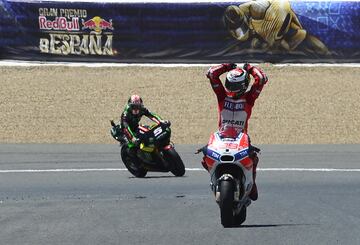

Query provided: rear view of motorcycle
[111,120,185,178]
[200,126,259,227]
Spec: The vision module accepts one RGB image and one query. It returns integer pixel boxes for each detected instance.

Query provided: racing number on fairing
[218,143,239,149]
[154,127,163,137]
[226,143,238,149]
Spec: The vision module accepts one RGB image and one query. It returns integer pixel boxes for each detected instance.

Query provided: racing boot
[195,145,209,171]
[201,157,209,171]
[249,154,259,201]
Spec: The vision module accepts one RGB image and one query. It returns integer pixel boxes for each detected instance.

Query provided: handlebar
[110,120,116,127]
[249,145,261,153]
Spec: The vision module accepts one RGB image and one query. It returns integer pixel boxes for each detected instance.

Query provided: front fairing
[138,123,171,151]
[206,129,252,170]
[206,129,254,201]
[135,123,172,168]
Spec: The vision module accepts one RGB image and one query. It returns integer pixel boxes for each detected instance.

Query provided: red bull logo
[82,16,113,34]
[39,16,80,31]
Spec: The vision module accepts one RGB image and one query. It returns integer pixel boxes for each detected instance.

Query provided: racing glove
[243,63,253,73]
[133,137,141,147]
[223,63,237,70]
[161,120,171,127]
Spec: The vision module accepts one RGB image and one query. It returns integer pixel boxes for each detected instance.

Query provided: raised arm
[206,63,236,102]
[244,64,268,106]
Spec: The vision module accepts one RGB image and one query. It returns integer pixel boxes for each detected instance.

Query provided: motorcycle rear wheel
[163,148,185,177]
[120,146,147,178]
[219,180,235,228]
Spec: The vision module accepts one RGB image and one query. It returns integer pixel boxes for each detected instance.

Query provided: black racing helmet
[127,94,143,111]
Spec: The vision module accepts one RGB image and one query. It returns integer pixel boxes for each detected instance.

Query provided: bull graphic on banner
[82,16,114,34]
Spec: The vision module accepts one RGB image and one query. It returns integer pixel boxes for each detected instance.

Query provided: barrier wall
[0,0,359,63]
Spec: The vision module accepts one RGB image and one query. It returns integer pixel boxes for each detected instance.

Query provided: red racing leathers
[206,63,268,133]
[205,63,268,201]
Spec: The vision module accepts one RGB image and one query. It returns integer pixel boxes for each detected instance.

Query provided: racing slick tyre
[234,206,247,226]
[163,148,185,177]
[219,180,235,227]
[120,146,147,178]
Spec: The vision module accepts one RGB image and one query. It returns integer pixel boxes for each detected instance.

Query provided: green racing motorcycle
[110,120,185,178]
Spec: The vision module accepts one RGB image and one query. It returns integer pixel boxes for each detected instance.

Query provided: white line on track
[0,168,360,173]
[259,168,360,172]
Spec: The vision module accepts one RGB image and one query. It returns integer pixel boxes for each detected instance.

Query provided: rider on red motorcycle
[203,63,268,201]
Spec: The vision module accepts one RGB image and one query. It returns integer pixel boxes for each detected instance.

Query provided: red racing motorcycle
[200,126,260,227]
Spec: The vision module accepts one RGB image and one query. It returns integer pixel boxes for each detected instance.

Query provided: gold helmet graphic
[223,5,249,41]
[223,5,245,29]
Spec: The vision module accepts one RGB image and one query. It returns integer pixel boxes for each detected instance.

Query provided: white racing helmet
[225,68,250,98]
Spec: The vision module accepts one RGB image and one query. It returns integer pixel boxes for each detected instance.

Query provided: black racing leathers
[119,105,163,144]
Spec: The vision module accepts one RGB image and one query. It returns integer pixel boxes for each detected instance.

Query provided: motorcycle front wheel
[219,180,235,228]
[233,206,247,226]
[163,148,185,177]
[120,146,147,178]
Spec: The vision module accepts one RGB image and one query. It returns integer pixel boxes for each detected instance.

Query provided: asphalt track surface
[0,144,359,245]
